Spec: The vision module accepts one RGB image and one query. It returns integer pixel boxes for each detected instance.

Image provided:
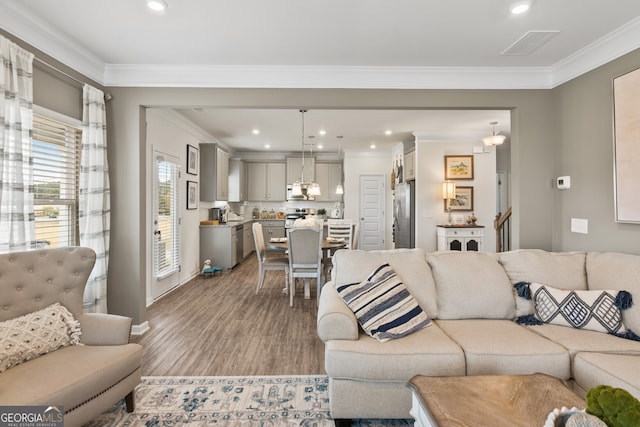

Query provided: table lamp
[442,181,457,225]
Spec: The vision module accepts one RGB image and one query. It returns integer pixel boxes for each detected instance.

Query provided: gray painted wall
[105,88,555,324]
[8,27,640,325]
[552,48,640,254]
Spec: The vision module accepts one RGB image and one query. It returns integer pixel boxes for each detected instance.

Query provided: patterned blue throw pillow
[530,283,628,334]
[336,263,431,342]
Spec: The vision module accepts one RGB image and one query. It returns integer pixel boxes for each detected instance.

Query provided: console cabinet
[437,225,484,252]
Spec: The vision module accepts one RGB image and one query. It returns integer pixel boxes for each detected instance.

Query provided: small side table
[436,225,484,251]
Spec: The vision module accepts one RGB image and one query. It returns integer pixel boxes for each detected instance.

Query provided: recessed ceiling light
[264,144,270,149]
[370,144,376,149]
[147,0,168,12]
[318,130,326,136]
[252,129,260,135]
[317,144,323,149]
[385,130,392,135]
[510,1,531,15]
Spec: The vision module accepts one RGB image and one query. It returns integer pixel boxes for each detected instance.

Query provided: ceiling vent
[501,30,560,56]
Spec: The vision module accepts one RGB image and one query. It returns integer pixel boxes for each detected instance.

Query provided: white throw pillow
[337,263,431,342]
[529,283,628,335]
[0,303,82,372]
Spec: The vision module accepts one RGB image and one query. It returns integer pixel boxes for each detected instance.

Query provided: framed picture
[444,155,474,180]
[187,181,198,210]
[187,144,199,176]
[613,67,640,223]
[445,186,473,212]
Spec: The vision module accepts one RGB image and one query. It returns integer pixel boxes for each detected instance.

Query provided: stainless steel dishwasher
[235,224,243,264]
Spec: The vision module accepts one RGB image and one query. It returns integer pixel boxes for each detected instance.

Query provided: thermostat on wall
[557,176,571,189]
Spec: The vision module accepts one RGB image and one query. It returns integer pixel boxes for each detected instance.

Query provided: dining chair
[327,219,354,249]
[286,226,323,306]
[253,222,289,294]
[352,223,360,249]
[324,219,354,279]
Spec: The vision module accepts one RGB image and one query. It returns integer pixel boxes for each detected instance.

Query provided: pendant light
[482,121,506,146]
[335,136,344,195]
[292,109,321,197]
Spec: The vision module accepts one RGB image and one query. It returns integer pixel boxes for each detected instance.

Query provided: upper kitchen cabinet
[286,157,315,184]
[404,150,415,181]
[315,162,343,202]
[247,162,286,201]
[200,144,230,202]
[228,158,247,202]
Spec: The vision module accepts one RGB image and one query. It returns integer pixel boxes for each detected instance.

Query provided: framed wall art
[187,144,199,176]
[613,67,640,223]
[445,186,473,212]
[444,155,474,180]
[187,180,198,210]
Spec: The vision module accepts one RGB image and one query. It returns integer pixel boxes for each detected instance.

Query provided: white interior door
[152,148,181,299]
[359,175,385,251]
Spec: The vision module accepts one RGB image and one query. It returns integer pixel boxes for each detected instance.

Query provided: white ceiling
[1,0,638,152]
[175,108,511,153]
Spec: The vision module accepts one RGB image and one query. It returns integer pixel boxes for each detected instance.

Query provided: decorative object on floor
[87,375,412,426]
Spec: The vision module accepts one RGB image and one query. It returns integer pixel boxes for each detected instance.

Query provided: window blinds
[32,114,82,248]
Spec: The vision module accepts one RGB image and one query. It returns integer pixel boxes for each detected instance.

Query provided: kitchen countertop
[200,218,257,228]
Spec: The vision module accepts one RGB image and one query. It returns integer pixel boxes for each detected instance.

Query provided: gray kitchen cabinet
[259,220,285,243]
[199,225,237,269]
[247,162,286,201]
[314,162,343,202]
[228,158,247,202]
[200,144,229,202]
[286,156,315,184]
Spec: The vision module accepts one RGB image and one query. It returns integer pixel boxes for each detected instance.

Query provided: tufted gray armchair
[0,247,142,427]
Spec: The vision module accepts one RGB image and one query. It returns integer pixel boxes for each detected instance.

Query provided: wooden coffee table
[408,374,586,427]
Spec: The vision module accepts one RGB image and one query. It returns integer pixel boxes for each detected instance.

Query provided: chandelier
[482,121,506,146]
[292,109,321,197]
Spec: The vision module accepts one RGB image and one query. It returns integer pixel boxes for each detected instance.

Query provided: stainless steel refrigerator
[394,181,415,248]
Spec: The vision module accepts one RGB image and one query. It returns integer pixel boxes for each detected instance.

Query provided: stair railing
[494,207,512,252]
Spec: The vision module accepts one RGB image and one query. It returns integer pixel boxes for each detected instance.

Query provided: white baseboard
[131,321,150,336]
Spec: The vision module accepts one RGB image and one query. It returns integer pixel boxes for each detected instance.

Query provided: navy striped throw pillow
[336,263,431,342]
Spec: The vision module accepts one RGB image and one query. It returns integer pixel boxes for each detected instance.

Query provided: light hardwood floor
[132,254,326,376]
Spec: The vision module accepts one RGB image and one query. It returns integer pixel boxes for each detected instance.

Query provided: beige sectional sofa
[0,247,143,427]
[317,248,640,419]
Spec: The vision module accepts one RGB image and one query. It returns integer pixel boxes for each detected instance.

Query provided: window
[32,111,82,248]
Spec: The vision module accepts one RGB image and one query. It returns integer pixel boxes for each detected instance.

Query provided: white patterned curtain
[80,84,110,313]
[0,36,34,253]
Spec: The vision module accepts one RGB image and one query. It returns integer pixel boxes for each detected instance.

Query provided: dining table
[266,237,347,299]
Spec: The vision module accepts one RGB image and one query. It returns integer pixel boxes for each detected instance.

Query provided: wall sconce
[442,181,457,225]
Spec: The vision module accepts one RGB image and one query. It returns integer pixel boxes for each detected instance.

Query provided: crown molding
[103,64,554,89]
[0,2,104,83]
[2,4,640,90]
[550,16,640,87]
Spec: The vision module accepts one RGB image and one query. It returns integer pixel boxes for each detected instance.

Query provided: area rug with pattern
[85,375,412,426]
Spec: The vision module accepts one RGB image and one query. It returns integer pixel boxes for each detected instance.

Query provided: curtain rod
[33,56,112,100]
